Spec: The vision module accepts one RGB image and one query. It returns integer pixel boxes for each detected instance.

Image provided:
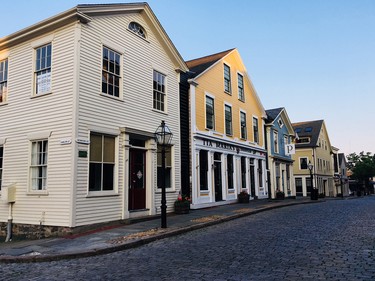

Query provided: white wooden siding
[0,23,76,227]
[74,13,181,226]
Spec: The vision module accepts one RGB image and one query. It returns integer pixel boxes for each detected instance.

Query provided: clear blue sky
[1,0,374,156]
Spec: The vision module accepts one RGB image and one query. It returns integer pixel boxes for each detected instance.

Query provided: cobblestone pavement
[1,197,374,281]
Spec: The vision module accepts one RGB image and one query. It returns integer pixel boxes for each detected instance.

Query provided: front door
[214,152,222,201]
[129,149,146,210]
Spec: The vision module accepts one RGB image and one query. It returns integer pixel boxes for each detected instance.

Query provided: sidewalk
[0,198,319,263]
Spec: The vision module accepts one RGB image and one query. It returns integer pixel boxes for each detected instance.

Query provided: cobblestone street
[1,197,375,281]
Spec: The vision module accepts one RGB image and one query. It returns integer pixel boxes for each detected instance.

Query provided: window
[296,137,310,144]
[295,177,303,196]
[240,111,247,139]
[30,140,48,190]
[225,105,232,135]
[304,127,312,132]
[258,159,263,187]
[253,117,259,144]
[128,22,146,38]
[0,58,8,103]
[0,146,3,190]
[199,150,208,190]
[35,44,52,95]
[89,133,115,191]
[153,70,166,111]
[102,47,121,97]
[241,157,246,189]
[300,157,308,170]
[227,155,234,189]
[224,64,231,93]
[275,163,280,190]
[238,73,244,101]
[274,131,279,153]
[206,96,215,129]
[284,135,288,146]
[157,146,172,188]
[278,119,284,128]
[306,177,312,194]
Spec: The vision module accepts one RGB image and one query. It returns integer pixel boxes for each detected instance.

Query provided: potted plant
[275,190,285,200]
[174,194,190,214]
[238,191,250,203]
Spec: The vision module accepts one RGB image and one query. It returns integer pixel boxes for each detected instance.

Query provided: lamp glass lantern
[154,120,173,228]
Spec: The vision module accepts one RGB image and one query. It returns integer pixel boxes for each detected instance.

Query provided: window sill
[87,191,119,198]
[238,99,245,103]
[99,93,124,101]
[152,109,168,115]
[0,101,8,106]
[31,92,52,98]
[224,91,232,95]
[27,190,49,196]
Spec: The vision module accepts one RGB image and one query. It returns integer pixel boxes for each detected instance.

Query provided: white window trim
[101,45,123,100]
[87,131,119,196]
[224,102,233,136]
[223,62,232,94]
[33,42,53,97]
[299,157,308,170]
[27,138,49,195]
[0,57,8,104]
[237,71,245,102]
[152,69,168,113]
[239,109,247,140]
[274,130,279,153]
[252,115,259,144]
[205,93,215,130]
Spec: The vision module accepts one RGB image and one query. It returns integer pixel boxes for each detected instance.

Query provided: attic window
[128,22,146,38]
[304,127,312,132]
[296,137,310,144]
[278,119,284,128]
[295,128,302,133]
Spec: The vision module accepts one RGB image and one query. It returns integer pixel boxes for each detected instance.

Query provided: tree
[347,151,375,194]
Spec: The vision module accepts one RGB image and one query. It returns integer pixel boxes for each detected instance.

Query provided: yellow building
[180,49,268,209]
[292,120,336,197]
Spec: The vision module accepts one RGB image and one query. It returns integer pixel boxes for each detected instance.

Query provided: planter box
[238,195,250,203]
[174,203,190,214]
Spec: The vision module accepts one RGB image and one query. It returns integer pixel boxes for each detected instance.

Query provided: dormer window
[277,119,284,128]
[128,22,146,38]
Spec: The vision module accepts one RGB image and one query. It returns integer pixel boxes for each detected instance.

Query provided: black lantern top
[155,120,173,145]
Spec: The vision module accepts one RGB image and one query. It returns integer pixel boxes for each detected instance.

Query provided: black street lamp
[155,120,173,228]
[308,161,316,200]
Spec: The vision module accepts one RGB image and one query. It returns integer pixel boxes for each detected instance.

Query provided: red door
[129,149,146,210]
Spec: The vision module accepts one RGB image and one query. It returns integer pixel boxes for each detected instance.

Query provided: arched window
[128,22,146,38]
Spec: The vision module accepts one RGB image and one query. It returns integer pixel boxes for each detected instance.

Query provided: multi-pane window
[0,146,3,190]
[199,150,208,190]
[89,133,115,191]
[253,117,259,144]
[258,159,263,187]
[275,163,280,190]
[300,157,308,170]
[206,96,215,129]
[128,22,146,38]
[240,111,247,139]
[30,140,48,190]
[225,105,232,135]
[238,73,244,101]
[224,64,231,93]
[35,44,52,95]
[295,177,303,196]
[102,47,121,97]
[153,70,166,111]
[0,59,8,103]
[157,146,172,188]
[274,131,279,153]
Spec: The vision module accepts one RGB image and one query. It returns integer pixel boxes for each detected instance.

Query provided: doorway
[214,152,222,201]
[129,148,146,210]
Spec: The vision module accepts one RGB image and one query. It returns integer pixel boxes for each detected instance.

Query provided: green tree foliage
[347,152,375,187]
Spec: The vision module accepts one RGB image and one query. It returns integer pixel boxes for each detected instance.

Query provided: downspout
[5,203,13,242]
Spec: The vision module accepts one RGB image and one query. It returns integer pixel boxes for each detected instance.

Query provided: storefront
[190,134,267,209]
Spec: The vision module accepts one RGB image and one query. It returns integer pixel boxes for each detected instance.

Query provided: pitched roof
[265,107,284,123]
[185,49,235,78]
[292,120,324,148]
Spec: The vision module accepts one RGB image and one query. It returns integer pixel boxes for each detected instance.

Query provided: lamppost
[155,120,173,228]
[308,161,316,200]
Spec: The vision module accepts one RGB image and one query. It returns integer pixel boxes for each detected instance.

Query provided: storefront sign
[285,144,295,155]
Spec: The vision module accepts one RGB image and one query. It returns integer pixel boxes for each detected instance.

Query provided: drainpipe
[5,203,13,242]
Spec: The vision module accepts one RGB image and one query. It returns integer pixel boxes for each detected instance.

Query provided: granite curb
[0,199,323,263]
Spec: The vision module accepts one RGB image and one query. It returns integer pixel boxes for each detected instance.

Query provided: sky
[1,0,374,156]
